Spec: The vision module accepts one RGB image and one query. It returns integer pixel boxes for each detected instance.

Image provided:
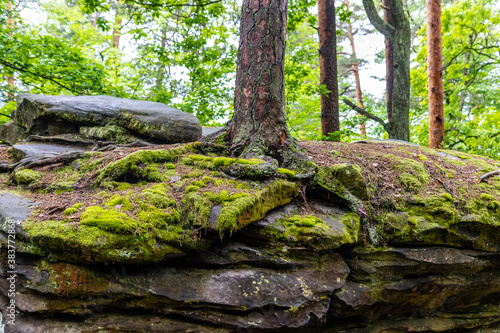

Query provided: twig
[343,98,389,131]
[480,169,500,183]
[431,175,453,195]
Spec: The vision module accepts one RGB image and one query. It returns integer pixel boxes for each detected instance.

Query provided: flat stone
[0,192,34,238]
[14,94,202,143]
[10,143,88,163]
[438,151,460,160]
[202,126,224,136]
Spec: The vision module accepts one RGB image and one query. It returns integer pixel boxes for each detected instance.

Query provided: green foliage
[411,0,500,156]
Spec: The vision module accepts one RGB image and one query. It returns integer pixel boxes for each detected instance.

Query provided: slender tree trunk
[345,0,366,137]
[383,0,394,122]
[318,0,339,137]
[6,1,15,101]
[427,0,444,148]
[156,26,168,92]
[363,0,411,141]
[112,2,122,49]
[228,0,299,161]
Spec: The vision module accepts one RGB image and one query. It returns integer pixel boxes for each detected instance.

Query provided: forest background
[0,0,499,156]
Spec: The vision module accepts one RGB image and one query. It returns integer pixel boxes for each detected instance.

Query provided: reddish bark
[318,0,339,137]
[229,0,296,158]
[427,0,444,148]
[383,0,394,122]
[112,19,122,48]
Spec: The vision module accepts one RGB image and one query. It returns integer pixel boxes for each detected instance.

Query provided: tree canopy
[1,0,499,158]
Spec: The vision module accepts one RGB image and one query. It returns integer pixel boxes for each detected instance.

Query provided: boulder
[12,94,202,143]
[0,121,28,145]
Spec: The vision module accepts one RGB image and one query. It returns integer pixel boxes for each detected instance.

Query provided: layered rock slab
[10,94,202,143]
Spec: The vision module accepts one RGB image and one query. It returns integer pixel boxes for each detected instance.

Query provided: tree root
[480,169,500,183]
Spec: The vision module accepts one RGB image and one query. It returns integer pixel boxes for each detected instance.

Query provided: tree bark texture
[229,0,295,159]
[318,0,339,137]
[427,0,444,148]
[382,0,394,123]
[346,0,366,137]
[363,0,411,141]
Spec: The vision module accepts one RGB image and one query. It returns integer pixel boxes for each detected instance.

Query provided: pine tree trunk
[228,0,298,160]
[318,0,339,137]
[383,0,394,123]
[346,0,366,137]
[427,0,444,148]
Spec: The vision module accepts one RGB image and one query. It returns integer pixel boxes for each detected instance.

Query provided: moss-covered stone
[392,157,429,192]
[262,212,360,249]
[80,206,139,233]
[95,146,196,184]
[14,168,42,185]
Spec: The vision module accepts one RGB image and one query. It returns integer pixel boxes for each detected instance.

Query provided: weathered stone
[13,94,202,143]
[9,143,89,163]
[0,121,28,145]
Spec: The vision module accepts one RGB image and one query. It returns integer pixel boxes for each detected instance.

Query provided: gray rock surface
[13,94,202,143]
[9,143,89,163]
[0,121,28,145]
[0,192,34,239]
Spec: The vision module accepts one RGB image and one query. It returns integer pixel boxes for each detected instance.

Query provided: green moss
[106,194,134,210]
[181,192,212,228]
[15,169,42,185]
[164,163,176,169]
[213,157,236,167]
[316,163,368,200]
[140,184,176,209]
[441,193,453,201]
[95,146,191,184]
[480,193,495,201]
[136,206,180,229]
[204,190,230,204]
[73,203,83,209]
[185,185,200,193]
[80,206,139,234]
[64,208,78,215]
[391,157,429,192]
[277,168,297,178]
[487,201,500,211]
[182,170,204,179]
[263,212,360,249]
[188,154,213,161]
[23,219,187,264]
[234,158,264,165]
[215,180,298,235]
[408,195,459,225]
[418,154,429,161]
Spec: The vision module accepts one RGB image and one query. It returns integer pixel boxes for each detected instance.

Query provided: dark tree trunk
[228,0,299,161]
[346,0,366,137]
[427,0,444,148]
[318,0,339,137]
[382,0,394,122]
[363,0,410,141]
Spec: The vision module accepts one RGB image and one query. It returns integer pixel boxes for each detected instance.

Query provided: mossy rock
[263,212,360,249]
[315,163,368,200]
[14,168,42,185]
